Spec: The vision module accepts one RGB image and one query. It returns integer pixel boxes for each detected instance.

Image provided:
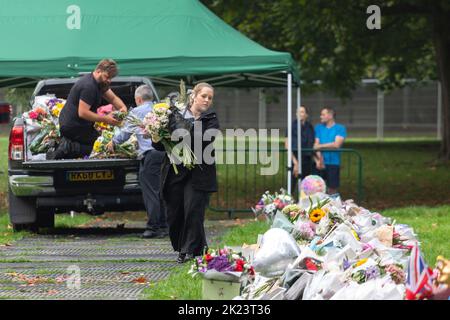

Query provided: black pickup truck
[7,76,159,231]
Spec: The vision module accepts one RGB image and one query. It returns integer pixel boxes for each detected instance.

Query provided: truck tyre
[8,187,55,231]
[8,187,39,232]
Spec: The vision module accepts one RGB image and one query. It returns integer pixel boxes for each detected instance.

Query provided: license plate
[66,170,115,182]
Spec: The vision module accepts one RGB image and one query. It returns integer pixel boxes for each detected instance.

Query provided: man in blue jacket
[109,84,167,238]
[314,107,347,197]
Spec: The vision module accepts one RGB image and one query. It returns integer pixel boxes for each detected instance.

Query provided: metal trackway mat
[0,232,179,300]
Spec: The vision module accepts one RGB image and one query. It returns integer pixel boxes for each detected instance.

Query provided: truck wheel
[8,188,55,231]
[8,187,38,232]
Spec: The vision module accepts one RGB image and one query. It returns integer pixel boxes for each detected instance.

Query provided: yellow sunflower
[93,140,102,153]
[309,208,326,223]
[52,108,60,117]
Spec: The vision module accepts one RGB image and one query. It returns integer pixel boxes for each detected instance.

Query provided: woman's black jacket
[152,109,219,199]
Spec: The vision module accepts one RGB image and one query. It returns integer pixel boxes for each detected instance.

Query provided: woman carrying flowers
[152,82,219,264]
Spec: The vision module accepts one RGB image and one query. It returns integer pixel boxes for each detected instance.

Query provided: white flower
[265,203,276,213]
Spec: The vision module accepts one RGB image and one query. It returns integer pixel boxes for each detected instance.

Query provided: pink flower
[28,111,38,120]
[298,222,315,240]
[97,104,113,116]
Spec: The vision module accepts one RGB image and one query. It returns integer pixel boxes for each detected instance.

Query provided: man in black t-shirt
[48,59,127,159]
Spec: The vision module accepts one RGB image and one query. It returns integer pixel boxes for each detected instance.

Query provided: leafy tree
[201,0,450,160]
[5,88,33,118]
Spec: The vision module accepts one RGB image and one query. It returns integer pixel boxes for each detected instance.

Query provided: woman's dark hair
[299,105,309,114]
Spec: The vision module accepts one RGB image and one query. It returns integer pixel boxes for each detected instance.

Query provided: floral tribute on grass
[223,176,449,300]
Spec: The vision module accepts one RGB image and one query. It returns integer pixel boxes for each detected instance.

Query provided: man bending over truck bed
[47,59,127,160]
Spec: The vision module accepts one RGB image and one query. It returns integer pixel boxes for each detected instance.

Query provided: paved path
[0,218,238,300]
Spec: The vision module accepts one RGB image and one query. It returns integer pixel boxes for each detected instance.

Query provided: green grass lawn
[0,211,97,244]
[0,137,8,210]
[143,204,450,300]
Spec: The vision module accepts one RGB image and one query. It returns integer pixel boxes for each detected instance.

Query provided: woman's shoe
[177,253,195,264]
[184,253,195,262]
[177,253,186,264]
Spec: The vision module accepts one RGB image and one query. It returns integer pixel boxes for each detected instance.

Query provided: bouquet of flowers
[112,135,138,159]
[347,257,406,285]
[90,130,114,159]
[23,106,51,123]
[90,130,138,159]
[23,106,63,155]
[252,189,293,222]
[94,121,113,132]
[126,83,196,174]
[189,247,255,282]
[30,123,60,155]
[46,98,66,118]
[94,110,127,133]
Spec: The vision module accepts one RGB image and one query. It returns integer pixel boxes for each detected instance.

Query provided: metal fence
[208,148,363,218]
[210,80,442,139]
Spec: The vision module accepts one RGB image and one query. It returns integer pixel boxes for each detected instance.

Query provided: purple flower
[365,266,380,280]
[207,256,232,272]
[343,259,351,271]
[47,98,59,108]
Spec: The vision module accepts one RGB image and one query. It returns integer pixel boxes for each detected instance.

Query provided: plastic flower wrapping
[233,176,447,300]
[188,247,255,283]
[252,189,293,223]
[23,95,66,156]
[89,129,138,159]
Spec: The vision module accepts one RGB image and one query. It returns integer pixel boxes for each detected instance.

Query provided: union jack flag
[405,243,434,300]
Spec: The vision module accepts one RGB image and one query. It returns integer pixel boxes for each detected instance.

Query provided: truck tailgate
[22,158,140,169]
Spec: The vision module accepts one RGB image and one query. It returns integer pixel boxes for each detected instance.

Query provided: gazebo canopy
[0,0,299,88]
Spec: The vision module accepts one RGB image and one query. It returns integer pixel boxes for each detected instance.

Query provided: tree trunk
[433,13,450,161]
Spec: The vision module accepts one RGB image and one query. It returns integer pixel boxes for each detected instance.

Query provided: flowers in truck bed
[89,129,138,159]
[94,110,128,132]
[46,98,65,118]
[23,100,61,155]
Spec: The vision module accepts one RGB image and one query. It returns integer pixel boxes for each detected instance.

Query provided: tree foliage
[201,0,450,159]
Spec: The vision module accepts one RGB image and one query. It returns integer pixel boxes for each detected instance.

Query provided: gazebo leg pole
[297,86,302,201]
[287,73,293,195]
